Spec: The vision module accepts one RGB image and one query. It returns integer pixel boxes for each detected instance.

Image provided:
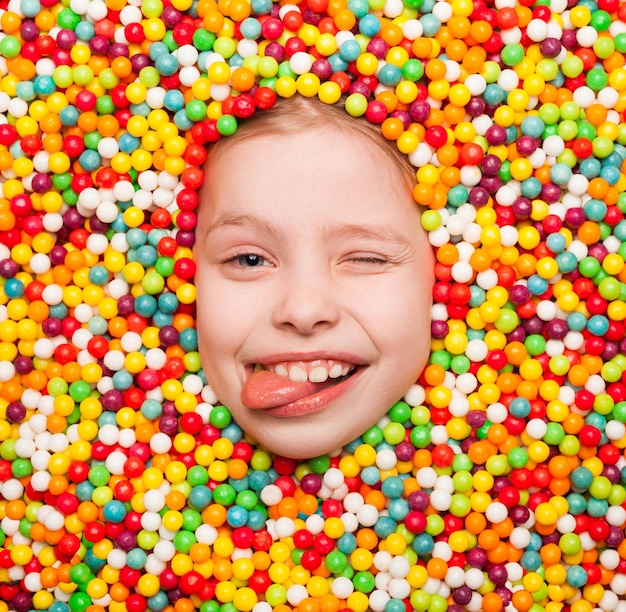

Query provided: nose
[272,268,340,336]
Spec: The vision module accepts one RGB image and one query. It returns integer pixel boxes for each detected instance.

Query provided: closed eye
[350,256,388,264]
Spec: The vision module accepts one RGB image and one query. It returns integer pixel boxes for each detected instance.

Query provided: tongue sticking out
[242,369,336,409]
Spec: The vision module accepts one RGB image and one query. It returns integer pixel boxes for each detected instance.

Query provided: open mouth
[241,359,365,416]
[259,359,357,383]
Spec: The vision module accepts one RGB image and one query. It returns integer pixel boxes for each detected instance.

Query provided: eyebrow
[328,223,413,246]
[205,213,413,246]
[204,213,284,239]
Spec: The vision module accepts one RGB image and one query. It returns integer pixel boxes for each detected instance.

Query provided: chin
[255,429,346,459]
[262,414,382,458]
[260,438,334,460]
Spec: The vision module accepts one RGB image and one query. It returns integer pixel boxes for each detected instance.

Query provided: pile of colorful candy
[1,0,626,611]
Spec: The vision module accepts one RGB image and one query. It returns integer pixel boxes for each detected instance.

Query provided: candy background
[1,0,626,611]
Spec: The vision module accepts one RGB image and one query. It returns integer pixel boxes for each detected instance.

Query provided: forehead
[203,123,415,191]
[197,128,422,237]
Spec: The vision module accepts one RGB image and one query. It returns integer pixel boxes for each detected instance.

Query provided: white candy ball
[141,511,162,532]
[274,517,296,538]
[376,449,397,470]
[388,555,410,578]
[388,578,410,599]
[332,577,354,598]
[356,504,379,527]
[526,418,548,439]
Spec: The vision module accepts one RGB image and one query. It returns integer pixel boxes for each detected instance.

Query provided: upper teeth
[263,360,355,383]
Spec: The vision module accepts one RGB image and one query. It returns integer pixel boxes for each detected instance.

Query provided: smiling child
[194,96,434,458]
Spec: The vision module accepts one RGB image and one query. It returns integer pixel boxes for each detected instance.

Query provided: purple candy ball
[31,172,53,193]
[561,29,578,51]
[540,37,562,57]
[159,326,180,347]
[168,588,184,603]
[6,402,26,422]
[466,96,485,117]
[159,414,179,435]
[177,230,196,247]
[511,196,532,219]
[367,37,389,58]
[300,473,323,494]
[509,284,531,305]
[495,586,512,606]
[117,530,138,551]
[603,464,621,484]
[89,217,109,233]
[89,35,110,55]
[348,80,371,98]
[588,243,608,262]
[302,7,323,26]
[452,586,473,605]
[469,186,490,207]
[467,410,486,428]
[545,319,568,339]
[466,546,488,567]
[485,125,507,145]
[110,42,130,58]
[542,532,560,546]
[56,29,77,49]
[516,135,538,155]
[311,59,332,80]
[487,563,508,585]
[564,207,586,228]
[408,490,429,511]
[264,41,285,61]
[50,245,68,266]
[0,258,19,279]
[507,326,527,343]
[602,342,618,361]
[492,476,510,495]
[487,52,503,67]
[63,208,85,230]
[522,316,545,335]
[11,593,32,612]
[20,21,40,41]
[101,389,124,412]
[408,99,431,122]
[480,154,502,176]
[482,176,503,194]
[395,441,416,462]
[607,526,625,547]
[131,54,151,73]
[431,320,449,339]
[541,182,562,203]
[14,355,33,374]
[43,317,63,337]
[161,6,183,27]
[162,401,177,416]
[117,295,135,315]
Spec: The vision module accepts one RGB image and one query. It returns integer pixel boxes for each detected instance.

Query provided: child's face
[195,126,433,458]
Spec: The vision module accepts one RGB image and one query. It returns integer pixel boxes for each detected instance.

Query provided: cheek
[196,303,242,405]
[195,277,260,379]
[369,277,432,335]
[367,279,432,374]
[195,278,237,364]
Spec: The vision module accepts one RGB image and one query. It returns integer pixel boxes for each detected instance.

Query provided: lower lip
[261,367,366,418]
